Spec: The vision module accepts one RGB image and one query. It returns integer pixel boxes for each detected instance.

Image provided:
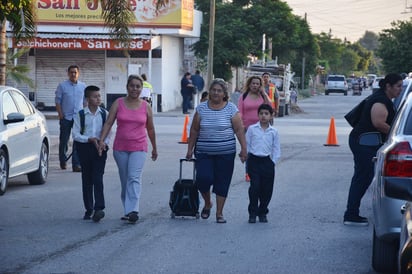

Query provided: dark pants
[345,133,380,217]
[181,92,191,113]
[76,142,107,213]
[59,119,80,167]
[247,154,275,217]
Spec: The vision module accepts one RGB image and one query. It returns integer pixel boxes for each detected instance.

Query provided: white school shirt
[72,106,112,145]
[246,121,281,164]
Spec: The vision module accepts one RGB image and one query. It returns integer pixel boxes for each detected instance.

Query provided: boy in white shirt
[73,85,112,222]
[245,103,281,223]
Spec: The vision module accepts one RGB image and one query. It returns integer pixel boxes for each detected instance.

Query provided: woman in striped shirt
[186,79,247,223]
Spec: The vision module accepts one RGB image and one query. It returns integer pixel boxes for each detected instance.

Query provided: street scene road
[1,91,378,274]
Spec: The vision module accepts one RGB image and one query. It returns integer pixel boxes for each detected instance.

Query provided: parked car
[371,92,412,273]
[367,74,377,87]
[325,75,348,95]
[0,86,50,195]
[394,78,412,110]
[372,77,384,93]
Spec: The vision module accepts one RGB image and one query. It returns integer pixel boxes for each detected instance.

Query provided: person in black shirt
[344,73,403,226]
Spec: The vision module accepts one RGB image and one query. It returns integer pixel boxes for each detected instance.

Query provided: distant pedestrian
[191,70,205,93]
[246,104,280,223]
[140,73,153,106]
[55,65,86,172]
[98,74,158,224]
[230,87,241,107]
[181,72,195,114]
[200,91,208,102]
[73,85,112,222]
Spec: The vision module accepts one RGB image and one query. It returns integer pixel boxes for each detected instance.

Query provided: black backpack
[79,109,107,135]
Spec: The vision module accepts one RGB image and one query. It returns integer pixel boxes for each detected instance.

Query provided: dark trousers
[345,134,380,217]
[247,154,275,217]
[181,92,191,113]
[59,119,80,167]
[76,142,107,213]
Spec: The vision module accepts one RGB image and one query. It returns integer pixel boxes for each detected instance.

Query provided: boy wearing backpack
[73,85,112,222]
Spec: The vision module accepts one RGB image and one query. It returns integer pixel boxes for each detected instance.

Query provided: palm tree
[0,0,139,86]
[0,0,36,85]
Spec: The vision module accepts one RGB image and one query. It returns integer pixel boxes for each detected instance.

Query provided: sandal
[216,215,227,224]
[201,207,211,219]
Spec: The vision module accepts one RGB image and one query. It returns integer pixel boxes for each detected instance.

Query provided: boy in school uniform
[245,103,281,223]
[73,85,111,222]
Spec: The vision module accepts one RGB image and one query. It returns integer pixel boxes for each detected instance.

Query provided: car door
[2,90,27,176]
[9,89,41,172]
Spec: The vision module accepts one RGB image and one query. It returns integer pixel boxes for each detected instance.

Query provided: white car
[0,86,50,195]
[372,77,384,93]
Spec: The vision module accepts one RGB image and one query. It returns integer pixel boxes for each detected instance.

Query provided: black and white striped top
[195,101,238,155]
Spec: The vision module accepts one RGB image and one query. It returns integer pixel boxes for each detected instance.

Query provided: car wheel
[325,91,329,95]
[0,148,9,195]
[372,228,398,273]
[27,142,49,185]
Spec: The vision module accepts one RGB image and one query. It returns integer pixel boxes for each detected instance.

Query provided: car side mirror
[359,132,382,146]
[4,112,25,124]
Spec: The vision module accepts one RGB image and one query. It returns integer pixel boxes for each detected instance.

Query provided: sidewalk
[41,108,187,120]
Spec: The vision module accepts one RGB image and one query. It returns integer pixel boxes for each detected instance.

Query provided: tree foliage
[193,0,319,82]
[377,19,412,74]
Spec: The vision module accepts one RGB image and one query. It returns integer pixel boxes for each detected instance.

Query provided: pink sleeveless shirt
[113,98,148,152]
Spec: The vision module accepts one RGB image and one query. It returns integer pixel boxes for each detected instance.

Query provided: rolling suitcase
[169,158,200,219]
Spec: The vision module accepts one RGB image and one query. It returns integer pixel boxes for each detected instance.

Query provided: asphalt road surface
[0,90,379,274]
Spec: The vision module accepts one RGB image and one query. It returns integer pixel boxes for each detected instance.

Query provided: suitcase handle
[179,158,196,182]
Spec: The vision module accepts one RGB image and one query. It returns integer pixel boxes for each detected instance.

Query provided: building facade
[8,0,202,112]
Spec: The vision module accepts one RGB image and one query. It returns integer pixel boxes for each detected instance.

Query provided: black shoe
[343,215,368,226]
[60,162,67,170]
[121,215,129,221]
[83,211,92,220]
[92,210,105,222]
[258,215,268,223]
[72,166,82,172]
[128,211,139,223]
[248,215,256,223]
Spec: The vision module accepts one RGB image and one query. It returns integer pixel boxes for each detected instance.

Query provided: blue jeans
[181,92,191,113]
[59,119,80,167]
[113,150,147,215]
[344,133,380,217]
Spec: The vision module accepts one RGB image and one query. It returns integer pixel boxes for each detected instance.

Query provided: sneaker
[83,211,92,220]
[92,210,105,222]
[245,173,250,182]
[343,215,368,226]
[128,211,139,223]
[258,215,268,223]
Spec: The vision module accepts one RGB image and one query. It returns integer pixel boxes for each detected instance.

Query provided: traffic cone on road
[324,117,339,146]
[178,114,190,144]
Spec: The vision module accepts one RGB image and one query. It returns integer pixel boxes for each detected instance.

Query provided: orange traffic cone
[324,117,339,146]
[178,114,190,144]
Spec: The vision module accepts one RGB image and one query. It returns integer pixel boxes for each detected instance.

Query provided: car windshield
[328,76,344,81]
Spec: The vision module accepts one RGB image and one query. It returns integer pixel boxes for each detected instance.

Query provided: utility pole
[207,0,216,86]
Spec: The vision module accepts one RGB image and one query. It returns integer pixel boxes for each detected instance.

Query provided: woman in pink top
[238,76,270,181]
[99,75,158,223]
